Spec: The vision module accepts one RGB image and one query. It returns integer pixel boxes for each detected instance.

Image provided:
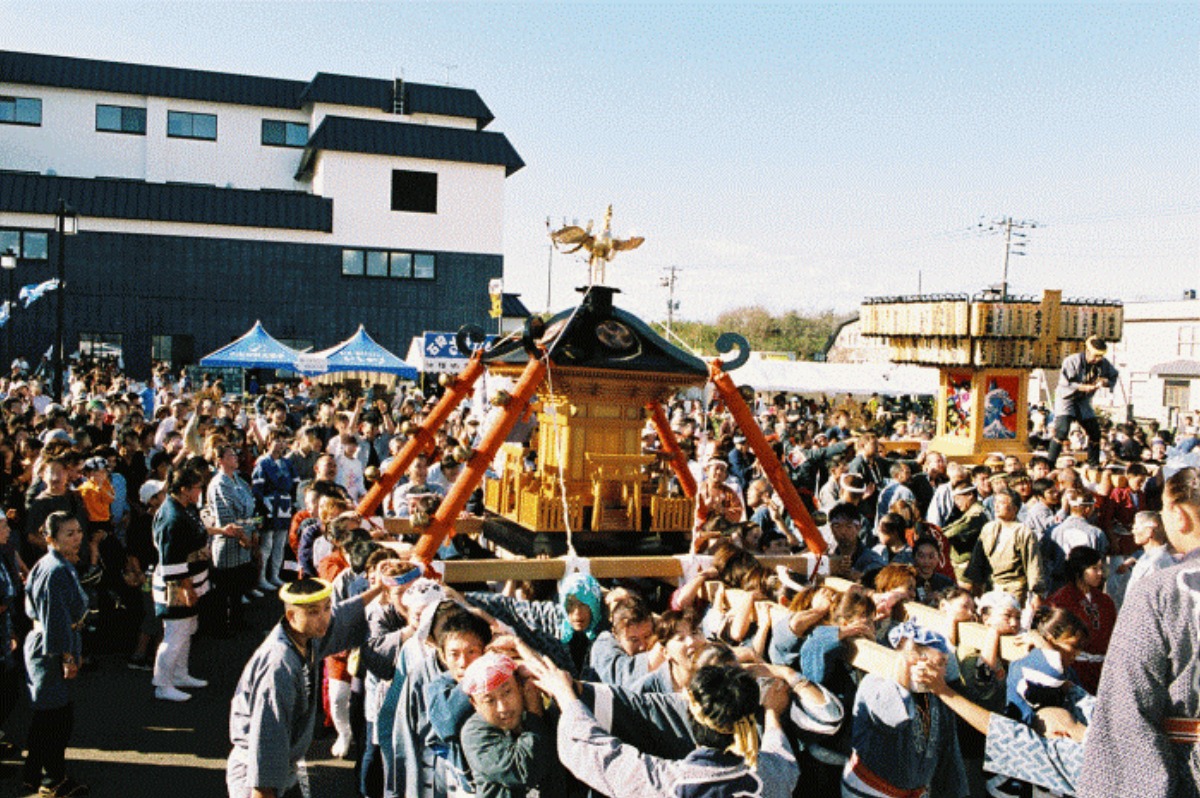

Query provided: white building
[0,50,523,376]
[1106,297,1200,427]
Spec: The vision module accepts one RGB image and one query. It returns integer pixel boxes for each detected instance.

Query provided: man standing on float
[1047,336,1118,468]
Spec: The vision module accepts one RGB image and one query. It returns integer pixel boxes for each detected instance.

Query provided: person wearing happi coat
[226,577,380,798]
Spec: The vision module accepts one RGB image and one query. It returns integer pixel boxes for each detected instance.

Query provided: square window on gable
[391,170,437,214]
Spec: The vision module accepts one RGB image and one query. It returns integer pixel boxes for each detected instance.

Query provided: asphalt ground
[0,594,355,798]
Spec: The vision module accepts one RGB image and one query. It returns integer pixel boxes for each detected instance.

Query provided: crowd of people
[0,343,1196,798]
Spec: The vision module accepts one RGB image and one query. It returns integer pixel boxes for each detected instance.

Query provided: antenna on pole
[660,265,681,333]
[976,216,1039,298]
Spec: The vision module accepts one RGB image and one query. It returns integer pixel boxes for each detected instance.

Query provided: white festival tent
[731,357,940,396]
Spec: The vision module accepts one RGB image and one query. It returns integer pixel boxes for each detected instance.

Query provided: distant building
[0,50,523,376]
[499,292,532,335]
[821,316,892,364]
[1104,297,1200,427]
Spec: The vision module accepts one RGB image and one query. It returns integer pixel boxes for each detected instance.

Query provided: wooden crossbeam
[380,517,486,538]
[428,554,820,584]
[844,638,901,677]
[822,576,1028,662]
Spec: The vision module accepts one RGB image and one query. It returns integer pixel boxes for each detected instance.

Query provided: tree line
[668,306,853,361]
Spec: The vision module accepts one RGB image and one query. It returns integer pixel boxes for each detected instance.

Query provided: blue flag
[19,278,60,309]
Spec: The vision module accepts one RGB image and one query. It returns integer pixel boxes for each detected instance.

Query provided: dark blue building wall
[8,231,501,378]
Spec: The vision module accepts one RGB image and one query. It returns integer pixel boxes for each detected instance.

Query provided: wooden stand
[932,367,1030,459]
[862,289,1123,461]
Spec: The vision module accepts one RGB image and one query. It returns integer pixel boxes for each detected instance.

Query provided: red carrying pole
[646,401,697,498]
[414,357,548,563]
[356,354,485,518]
[707,360,826,555]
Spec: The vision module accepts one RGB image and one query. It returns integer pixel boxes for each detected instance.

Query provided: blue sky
[4,2,1197,322]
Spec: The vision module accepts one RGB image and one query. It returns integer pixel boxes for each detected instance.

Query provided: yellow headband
[280,579,333,605]
[687,694,760,769]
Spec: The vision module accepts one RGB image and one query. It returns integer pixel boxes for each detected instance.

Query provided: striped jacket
[152,496,210,619]
[252,456,298,530]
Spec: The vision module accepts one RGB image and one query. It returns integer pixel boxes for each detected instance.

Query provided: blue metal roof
[297,115,523,178]
[297,74,494,128]
[405,83,494,129]
[0,51,496,126]
[0,172,333,232]
[501,293,532,317]
[0,50,304,109]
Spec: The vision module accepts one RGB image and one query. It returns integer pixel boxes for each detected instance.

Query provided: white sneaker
[241,595,252,605]
[175,674,208,689]
[248,589,264,599]
[331,734,354,759]
[256,580,275,593]
[268,577,285,589]
[155,686,192,702]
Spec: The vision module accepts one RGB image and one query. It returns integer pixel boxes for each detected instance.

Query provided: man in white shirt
[1124,510,1175,591]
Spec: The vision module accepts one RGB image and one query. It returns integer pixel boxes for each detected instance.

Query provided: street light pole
[53,198,78,402]
[1,249,16,376]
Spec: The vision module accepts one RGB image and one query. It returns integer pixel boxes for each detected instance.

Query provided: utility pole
[659,265,681,333]
[977,216,1038,298]
[545,217,554,312]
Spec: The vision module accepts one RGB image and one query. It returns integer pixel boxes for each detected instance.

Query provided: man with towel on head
[226,576,382,798]
[1048,337,1118,468]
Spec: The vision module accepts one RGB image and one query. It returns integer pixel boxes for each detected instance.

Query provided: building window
[365,251,389,277]
[1164,379,1191,409]
[341,248,437,281]
[167,110,217,140]
[0,96,41,126]
[262,120,309,148]
[391,169,437,213]
[152,334,194,366]
[0,229,49,260]
[79,333,123,364]
[1179,325,1200,359]
[389,252,412,278]
[414,253,436,280]
[342,249,365,276]
[96,104,147,135]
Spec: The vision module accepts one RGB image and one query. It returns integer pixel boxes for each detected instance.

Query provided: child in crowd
[77,457,115,536]
[912,536,955,605]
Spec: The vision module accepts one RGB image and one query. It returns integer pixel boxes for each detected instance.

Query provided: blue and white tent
[302,325,418,379]
[199,320,303,370]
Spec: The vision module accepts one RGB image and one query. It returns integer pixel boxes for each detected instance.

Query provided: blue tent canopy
[304,325,418,379]
[198,320,303,370]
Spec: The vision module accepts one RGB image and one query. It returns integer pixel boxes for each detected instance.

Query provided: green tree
[668,306,851,360]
